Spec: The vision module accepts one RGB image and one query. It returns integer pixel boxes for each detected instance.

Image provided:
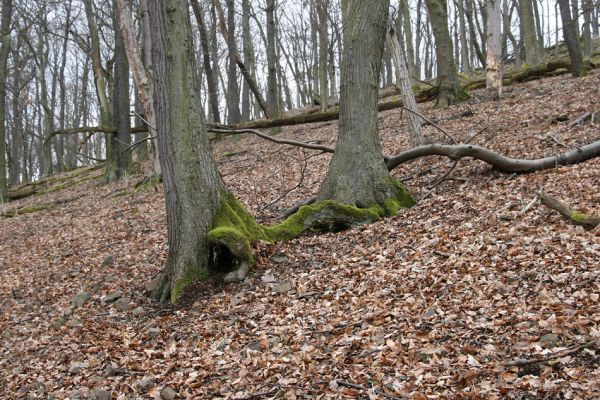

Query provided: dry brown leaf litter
[0,72,599,399]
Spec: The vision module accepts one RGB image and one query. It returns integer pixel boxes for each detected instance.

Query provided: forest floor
[1,71,599,400]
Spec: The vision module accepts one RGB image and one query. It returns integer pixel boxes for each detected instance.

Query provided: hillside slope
[1,72,599,399]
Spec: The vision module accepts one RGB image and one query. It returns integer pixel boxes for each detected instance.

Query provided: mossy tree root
[182,187,415,293]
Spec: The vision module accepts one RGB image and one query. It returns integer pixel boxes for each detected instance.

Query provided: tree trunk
[519,0,543,66]
[241,0,253,121]
[226,0,241,124]
[318,0,414,212]
[400,0,417,79]
[458,0,471,72]
[583,0,593,57]
[558,0,586,77]
[9,33,22,185]
[387,25,423,146]
[190,0,221,124]
[425,0,469,107]
[486,0,503,98]
[0,0,12,202]
[108,0,132,181]
[316,0,329,111]
[149,0,226,303]
[266,0,280,119]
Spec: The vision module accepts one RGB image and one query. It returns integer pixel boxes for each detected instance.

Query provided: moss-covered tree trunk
[425,0,469,107]
[149,0,227,302]
[318,0,414,213]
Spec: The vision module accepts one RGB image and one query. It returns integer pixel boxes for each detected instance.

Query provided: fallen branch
[537,192,600,229]
[385,140,600,173]
[333,380,401,400]
[209,127,334,153]
[504,339,598,367]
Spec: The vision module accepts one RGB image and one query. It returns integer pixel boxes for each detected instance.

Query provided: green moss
[207,227,253,263]
[1,204,51,218]
[571,211,590,223]
[171,266,209,303]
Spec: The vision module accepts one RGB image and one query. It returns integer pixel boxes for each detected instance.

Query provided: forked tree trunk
[318,0,413,211]
[149,0,226,303]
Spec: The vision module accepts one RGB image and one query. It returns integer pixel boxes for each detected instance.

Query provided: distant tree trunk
[458,0,471,72]
[190,0,221,124]
[415,0,423,79]
[225,0,241,124]
[310,1,319,99]
[465,0,485,65]
[425,0,469,107]
[108,0,132,181]
[583,0,593,56]
[56,2,72,173]
[83,0,112,162]
[387,25,423,146]
[486,0,503,98]
[241,0,253,120]
[400,0,417,79]
[519,0,543,66]
[9,33,22,185]
[148,0,227,303]
[318,0,413,212]
[266,0,280,119]
[0,0,12,201]
[558,0,586,77]
[316,0,329,111]
[572,0,581,41]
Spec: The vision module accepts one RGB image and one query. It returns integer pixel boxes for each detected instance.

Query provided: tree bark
[266,0,280,119]
[318,0,414,211]
[387,25,423,146]
[109,0,132,181]
[519,0,543,66]
[486,0,503,98]
[425,0,469,107]
[558,0,586,77]
[226,0,241,124]
[0,0,12,202]
[316,0,329,111]
[149,0,226,302]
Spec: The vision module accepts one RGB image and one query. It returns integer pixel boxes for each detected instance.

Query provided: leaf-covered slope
[0,71,598,398]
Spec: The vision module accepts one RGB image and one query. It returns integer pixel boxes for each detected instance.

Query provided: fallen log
[537,192,599,229]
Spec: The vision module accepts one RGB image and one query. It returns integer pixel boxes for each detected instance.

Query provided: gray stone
[114,297,132,312]
[101,255,115,268]
[269,254,288,263]
[90,389,111,400]
[414,347,447,362]
[273,281,292,293]
[540,333,560,348]
[145,277,161,293]
[100,291,122,306]
[68,362,87,375]
[137,376,155,392]
[421,309,437,319]
[71,291,91,308]
[133,306,145,315]
[63,307,74,317]
[68,390,83,400]
[105,364,127,377]
[161,387,177,400]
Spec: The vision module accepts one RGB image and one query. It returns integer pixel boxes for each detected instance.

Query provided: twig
[504,339,598,367]
[334,380,402,400]
[419,160,460,200]
[401,106,458,144]
[208,126,335,153]
[519,195,539,215]
[568,112,592,128]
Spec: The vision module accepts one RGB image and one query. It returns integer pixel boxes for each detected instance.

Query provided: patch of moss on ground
[1,204,52,218]
[172,266,210,303]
